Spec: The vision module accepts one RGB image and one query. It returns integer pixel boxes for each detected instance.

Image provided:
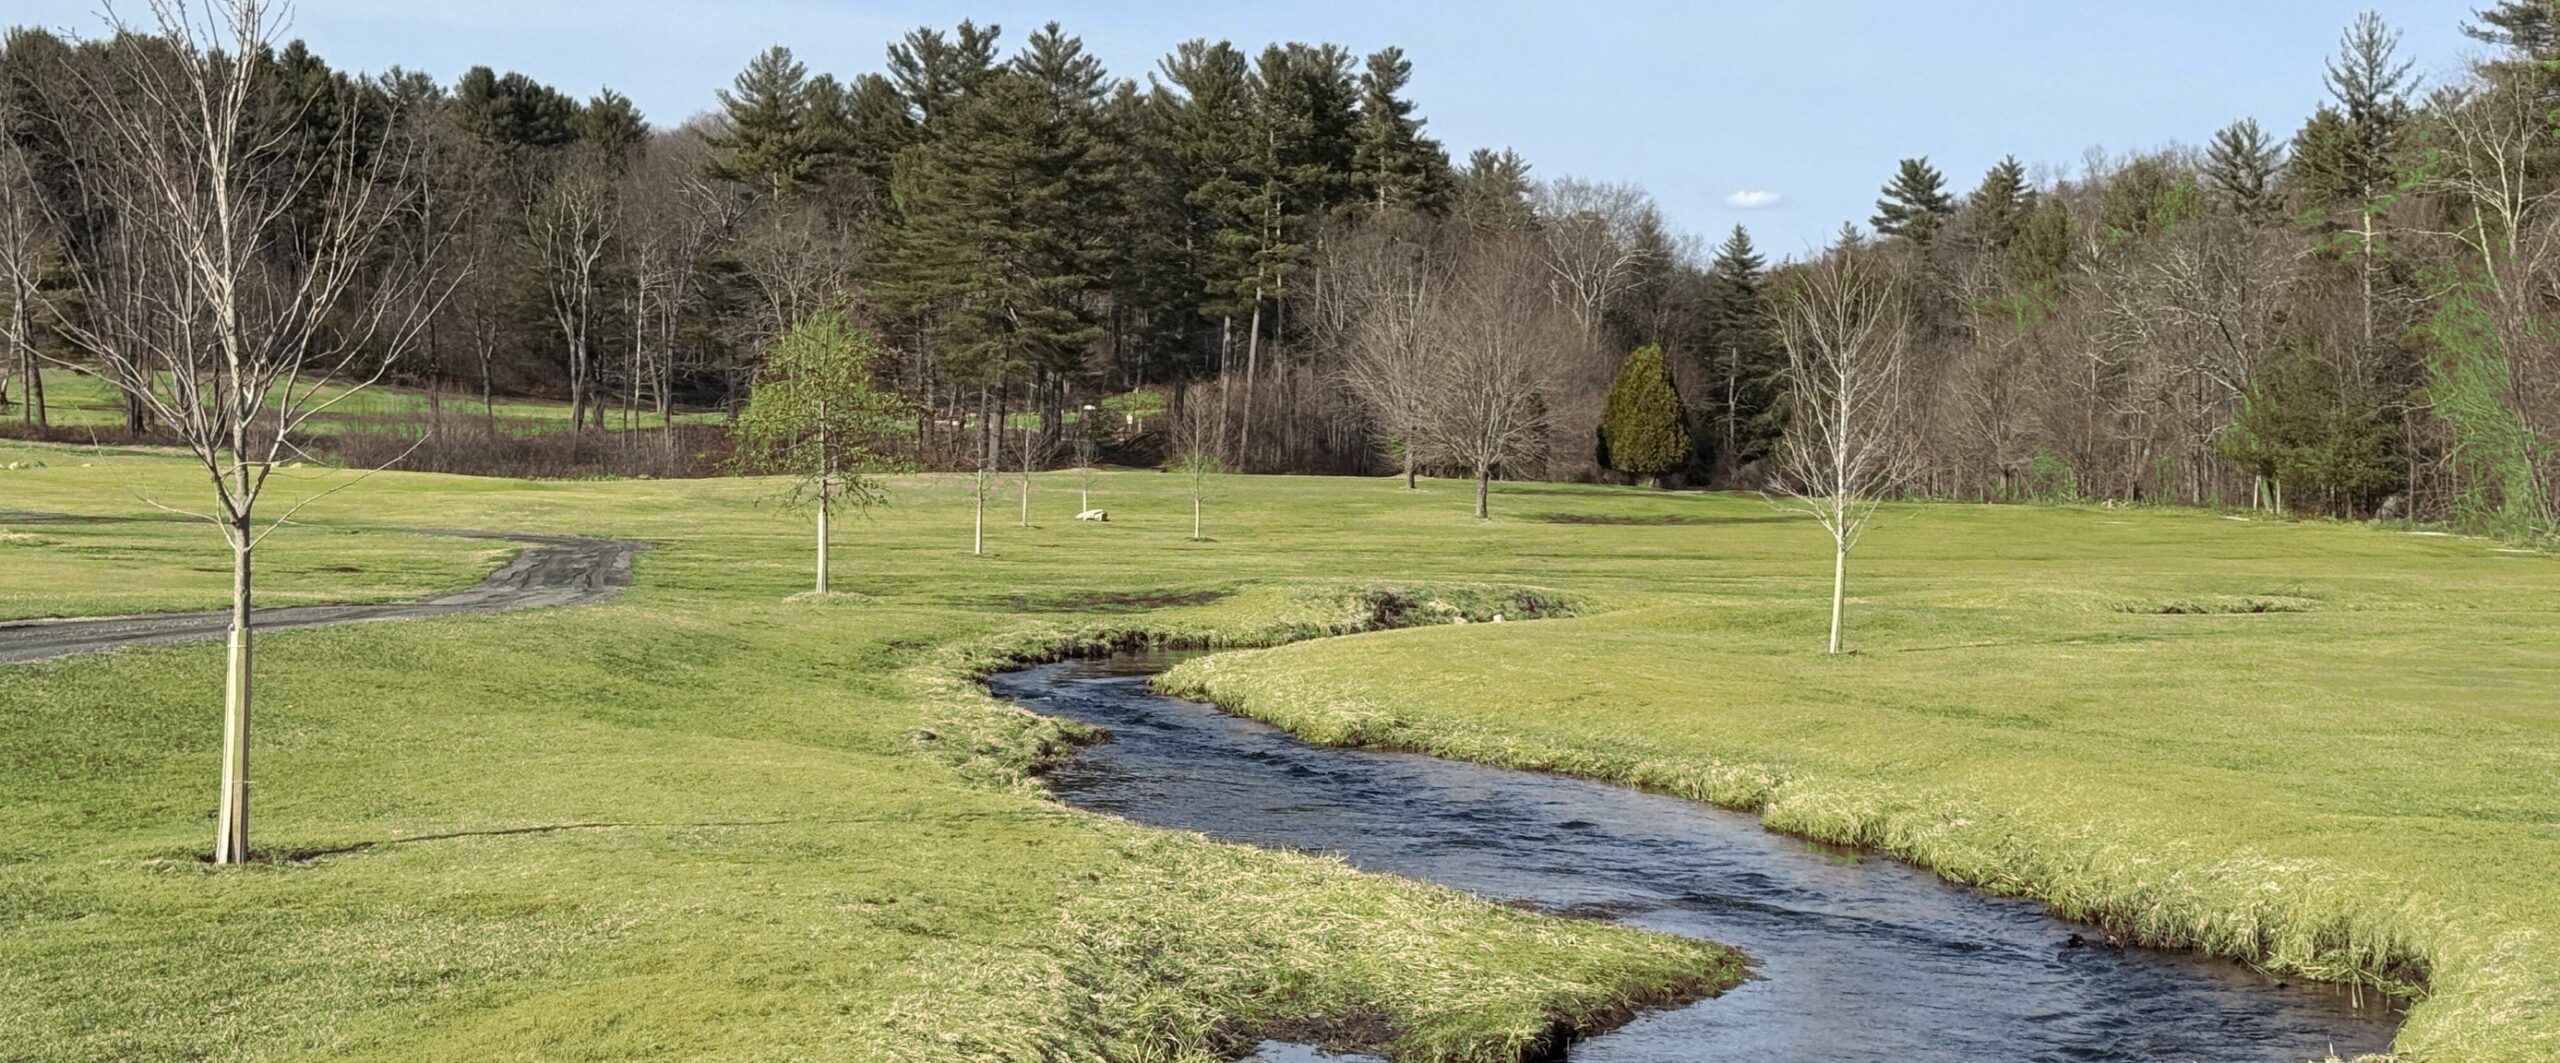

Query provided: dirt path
[0,524,642,665]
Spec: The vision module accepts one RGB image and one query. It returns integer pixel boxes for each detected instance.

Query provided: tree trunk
[1474,464,1491,519]
[815,485,830,595]
[1019,472,1030,527]
[1240,294,1263,471]
[214,522,253,864]
[973,472,985,556]
[1403,439,1416,490]
[1827,530,1848,655]
[1192,496,1202,541]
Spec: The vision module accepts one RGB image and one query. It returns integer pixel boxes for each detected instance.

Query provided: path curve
[0,523,642,665]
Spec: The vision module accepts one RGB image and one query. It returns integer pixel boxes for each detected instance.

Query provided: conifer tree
[882,70,1102,396]
[887,20,1003,131]
[1453,147,1535,233]
[1703,225,1782,472]
[1353,46,1448,215]
[2203,117,2284,219]
[1600,344,1690,487]
[708,46,815,199]
[1871,156,1954,242]
[1965,155,2033,248]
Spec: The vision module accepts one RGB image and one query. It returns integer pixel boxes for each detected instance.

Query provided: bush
[1599,345,1689,486]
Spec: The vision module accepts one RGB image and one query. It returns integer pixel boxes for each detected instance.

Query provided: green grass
[4,442,2548,1060]
[6,368,725,434]
[0,443,1740,1063]
[1160,497,2560,1063]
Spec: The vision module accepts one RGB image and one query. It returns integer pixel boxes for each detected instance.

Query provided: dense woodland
[6,5,2560,535]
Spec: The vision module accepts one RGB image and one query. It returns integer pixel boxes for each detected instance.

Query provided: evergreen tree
[887,20,1003,130]
[574,89,646,163]
[1871,156,1954,242]
[1453,147,1534,233]
[1702,225,1782,472]
[2219,349,2400,514]
[453,66,577,150]
[1600,344,1690,486]
[842,73,915,202]
[2468,0,2560,59]
[1964,155,2033,248]
[881,70,1102,395]
[707,46,816,199]
[1352,46,1449,215]
[2202,117,2284,219]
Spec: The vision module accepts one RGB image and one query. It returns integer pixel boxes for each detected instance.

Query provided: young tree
[1871,157,1955,243]
[37,0,438,863]
[1773,238,1912,654]
[730,310,906,594]
[1600,345,1689,487]
[1168,396,1226,540]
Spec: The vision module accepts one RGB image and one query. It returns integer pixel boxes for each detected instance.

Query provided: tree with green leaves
[708,47,819,199]
[2218,348,2399,515]
[1871,156,1954,242]
[2203,117,2284,219]
[731,310,907,594]
[1353,46,1448,215]
[1703,225,1781,474]
[1453,147,1535,234]
[1964,155,2034,249]
[1600,344,1689,487]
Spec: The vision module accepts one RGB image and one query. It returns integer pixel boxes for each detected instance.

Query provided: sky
[14,1,2484,255]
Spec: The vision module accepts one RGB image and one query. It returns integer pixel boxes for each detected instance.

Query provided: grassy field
[1161,493,2560,1062]
[4,368,725,435]
[0,441,1740,1063]
[1,441,2549,1060]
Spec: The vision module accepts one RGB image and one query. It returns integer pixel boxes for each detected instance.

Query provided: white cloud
[1724,190,1784,210]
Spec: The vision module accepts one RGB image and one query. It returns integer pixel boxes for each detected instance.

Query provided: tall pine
[1871,156,1954,242]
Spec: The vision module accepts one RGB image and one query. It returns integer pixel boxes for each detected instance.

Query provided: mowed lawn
[1165,493,2560,1062]
[0,442,1738,1063]
[3,441,2552,1060]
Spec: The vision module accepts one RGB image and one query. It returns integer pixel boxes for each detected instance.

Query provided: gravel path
[0,522,641,665]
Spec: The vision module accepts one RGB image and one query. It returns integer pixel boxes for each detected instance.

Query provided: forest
[3,5,2559,534]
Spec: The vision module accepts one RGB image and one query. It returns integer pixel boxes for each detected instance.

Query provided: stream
[988,651,2401,1062]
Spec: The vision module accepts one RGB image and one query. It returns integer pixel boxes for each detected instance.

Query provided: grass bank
[1157,503,2560,1063]
[0,442,1740,1062]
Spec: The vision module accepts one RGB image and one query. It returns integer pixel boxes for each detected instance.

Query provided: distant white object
[1075,509,1109,522]
[1492,614,1505,623]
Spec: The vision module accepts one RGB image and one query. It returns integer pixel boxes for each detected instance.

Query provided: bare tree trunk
[1827,525,1847,655]
[1403,440,1416,490]
[972,472,985,556]
[214,516,252,864]
[1240,293,1263,471]
[1474,463,1491,519]
[815,492,830,594]
[1193,495,1202,541]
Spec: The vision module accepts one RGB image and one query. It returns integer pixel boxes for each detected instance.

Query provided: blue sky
[17,2,2480,255]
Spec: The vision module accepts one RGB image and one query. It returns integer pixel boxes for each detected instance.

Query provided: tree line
[7,5,2560,535]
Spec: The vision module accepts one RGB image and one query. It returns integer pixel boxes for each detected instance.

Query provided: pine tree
[1702,226,1782,473]
[1352,46,1449,215]
[2468,0,2560,59]
[1600,344,1690,486]
[1871,156,1954,242]
[2202,117,2283,219]
[1454,147,1534,233]
[1964,155,2033,248]
[708,47,814,199]
[881,70,1102,393]
[886,21,1003,130]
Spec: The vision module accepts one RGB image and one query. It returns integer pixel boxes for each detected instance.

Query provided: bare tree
[1323,221,1441,489]
[1773,239,1912,654]
[36,0,438,863]
[1414,236,1570,519]
[0,107,46,425]
[528,162,614,433]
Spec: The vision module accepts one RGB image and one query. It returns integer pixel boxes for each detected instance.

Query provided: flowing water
[988,652,2401,1062]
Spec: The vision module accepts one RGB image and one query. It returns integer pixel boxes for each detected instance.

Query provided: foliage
[2415,277,2551,538]
[728,310,907,513]
[1598,345,1689,482]
[1870,156,1954,242]
[2217,348,2401,514]
[2023,447,2080,503]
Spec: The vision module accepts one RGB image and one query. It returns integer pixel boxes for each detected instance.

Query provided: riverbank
[1158,513,2560,1062]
